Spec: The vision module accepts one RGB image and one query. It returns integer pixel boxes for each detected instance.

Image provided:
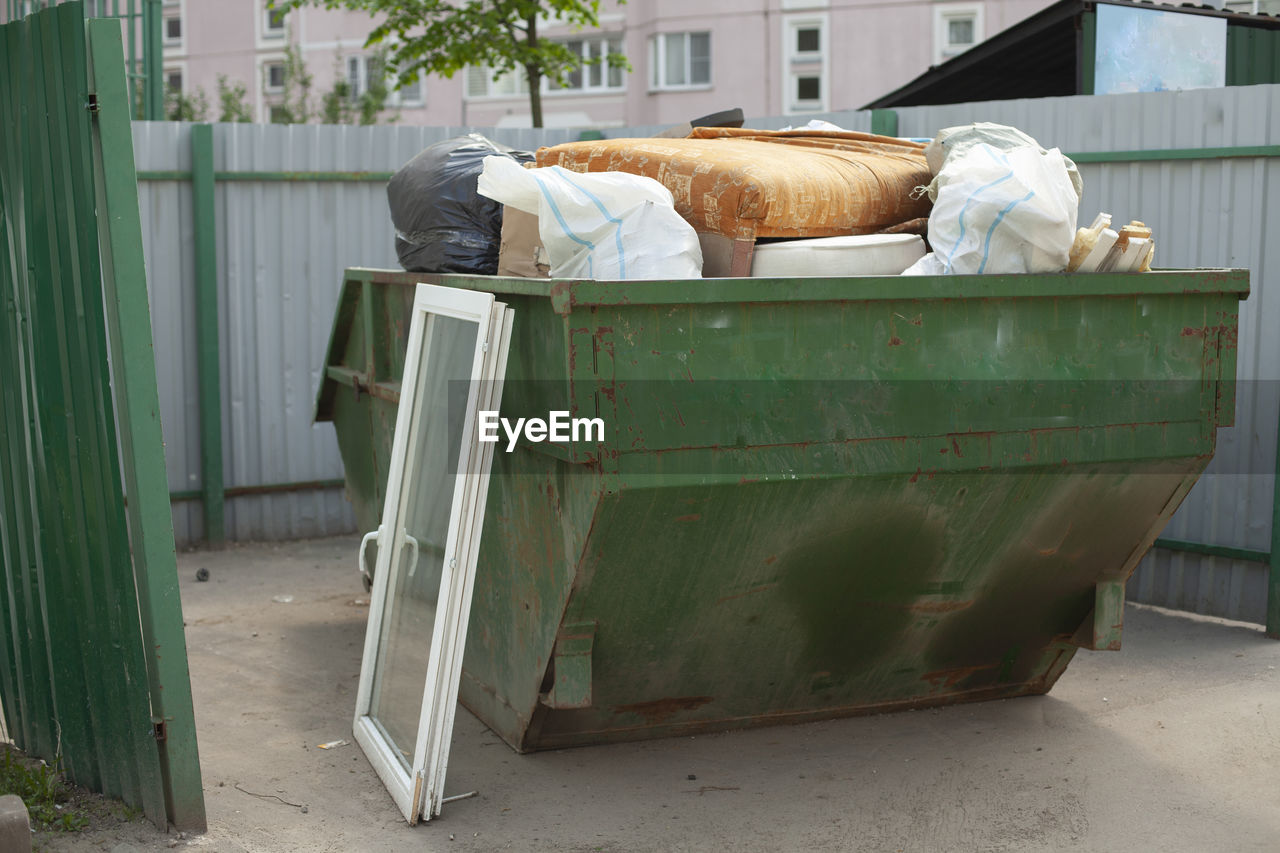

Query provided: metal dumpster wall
[894,88,1280,626]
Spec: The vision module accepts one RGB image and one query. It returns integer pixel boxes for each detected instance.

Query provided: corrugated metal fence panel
[0,2,167,819]
[133,121,203,543]
[897,87,1280,624]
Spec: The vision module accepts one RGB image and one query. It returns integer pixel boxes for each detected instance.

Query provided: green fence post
[191,123,225,543]
[1268,412,1280,639]
[86,17,207,828]
[142,0,160,119]
[870,109,898,137]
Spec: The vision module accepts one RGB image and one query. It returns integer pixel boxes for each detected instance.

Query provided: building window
[554,36,625,92]
[264,3,286,38]
[264,61,286,93]
[268,104,289,124]
[346,55,392,101]
[649,32,711,90]
[395,72,425,106]
[933,2,983,65]
[347,56,368,99]
[465,65,530,99]
[166,69,183,93]
[795,26,820,56]
[796,76,820,102]
[784,16,826,113]
[164,14,182,45]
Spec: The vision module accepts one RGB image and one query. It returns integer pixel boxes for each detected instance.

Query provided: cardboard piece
[497,206,550,278]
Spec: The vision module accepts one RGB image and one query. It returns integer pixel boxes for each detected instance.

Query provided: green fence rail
[0,2,205,829]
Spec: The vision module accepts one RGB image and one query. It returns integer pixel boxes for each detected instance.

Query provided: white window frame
[390,70,426,107]
[352,284,511,825]
[164,64,185,95]
[549,35,626,95]
[783,14,828,114]
[256,0,292,49]
[933,2,984,65]
[263,2,286,39]
[162,7,183,50]
[465,65,530,100]
[649,31,712,91]
[262,57,286,95]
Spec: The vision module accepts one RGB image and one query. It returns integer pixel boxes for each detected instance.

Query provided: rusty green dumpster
[316,266,1247,752]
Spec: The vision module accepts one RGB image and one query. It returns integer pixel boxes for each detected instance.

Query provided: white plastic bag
[476,156,702,280]
[904,143,1079,276]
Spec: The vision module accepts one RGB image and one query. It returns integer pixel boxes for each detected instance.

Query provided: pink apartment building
[12,0,1247,126]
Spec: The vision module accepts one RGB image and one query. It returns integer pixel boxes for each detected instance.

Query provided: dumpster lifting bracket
[1071,580,1126,651]
[543,622,597,710]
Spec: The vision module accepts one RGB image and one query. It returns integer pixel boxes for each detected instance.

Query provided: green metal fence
[3,0,163,119]
[0,2,204,830]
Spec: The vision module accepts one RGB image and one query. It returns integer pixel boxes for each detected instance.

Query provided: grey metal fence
[132,87,1277,631]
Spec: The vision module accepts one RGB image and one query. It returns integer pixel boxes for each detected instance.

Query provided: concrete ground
[40,535,1280,853]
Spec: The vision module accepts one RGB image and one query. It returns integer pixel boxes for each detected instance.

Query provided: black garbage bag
[387,133,534,274]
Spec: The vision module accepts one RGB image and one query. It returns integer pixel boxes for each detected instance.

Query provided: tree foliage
[216,75,253,123]
[166,86,210,122]
[273,0,628,127]
[320,51,396,126]
[269,43,315,124]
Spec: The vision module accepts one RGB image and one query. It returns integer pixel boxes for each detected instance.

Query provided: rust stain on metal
[951,437,963,457]
[715,583,779,605]
[921,664,996,689]
[888,335,904,347]
[764,555,777,565]
[614,696,715,723]
[673,513,702,522]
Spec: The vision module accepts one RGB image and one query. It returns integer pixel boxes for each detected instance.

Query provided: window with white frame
[785,16,827,113]
[649,32,711,90]
[165,68,183,93]
[347,55,376,99]
[264,60,286,93]
[163,13,182,46]
[394,71,425,107]
[553,36,625,92]
[933,2,983,65]
[264,3,286,38]
[465,65,530,98]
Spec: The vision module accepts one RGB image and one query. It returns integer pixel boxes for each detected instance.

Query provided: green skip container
[316,266,1247,751]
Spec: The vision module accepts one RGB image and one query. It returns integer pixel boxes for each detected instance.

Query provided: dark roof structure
[864,0,1280,109]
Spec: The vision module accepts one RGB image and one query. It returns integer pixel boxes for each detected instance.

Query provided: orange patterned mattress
[534,128,932,241]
